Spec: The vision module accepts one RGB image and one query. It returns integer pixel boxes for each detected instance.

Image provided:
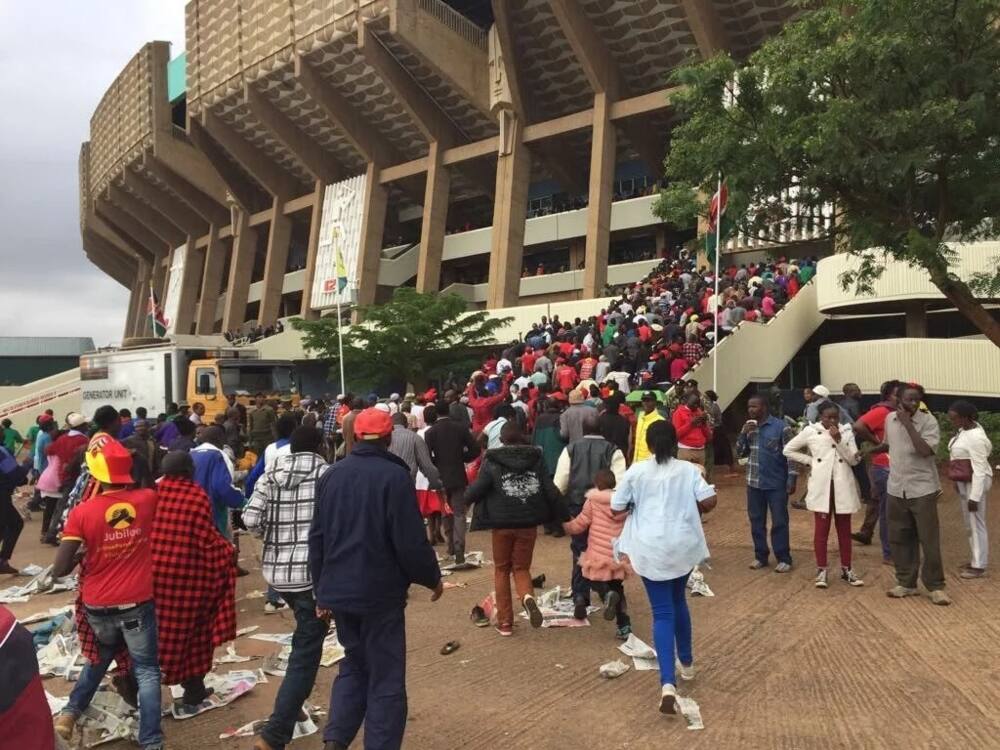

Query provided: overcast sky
[0,2,185,348]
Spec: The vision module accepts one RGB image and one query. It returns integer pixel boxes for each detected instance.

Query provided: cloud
[0,1,186,347]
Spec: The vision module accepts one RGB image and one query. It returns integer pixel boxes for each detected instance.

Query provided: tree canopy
[291,287,512,390]
[655,0,1000,346]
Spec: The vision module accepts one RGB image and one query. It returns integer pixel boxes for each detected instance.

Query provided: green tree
[291,287,512,391]
[655,0,1000,347]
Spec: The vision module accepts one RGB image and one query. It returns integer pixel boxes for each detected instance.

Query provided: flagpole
[335,288,346,398]
[713,172,722,394]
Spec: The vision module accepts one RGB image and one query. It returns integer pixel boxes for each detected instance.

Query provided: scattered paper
[250,632,294,646]
[219,714,318,740]
[599,660,631,679]
[46,691,69,716]
[262,646,291,677]
[688,567,715,597]
[216,645,253,663]
[519,586,599,627]
[18,605,74,625]
[0,565,77,603]
[169,670,259,720]
[235,625,260,637]
[320,632,345,667]
[80,690,138,746]
[442,581,467,589]
[618,633,659,671]
[243,589,265,599]
[37,633,85,680]
[676,695,705,730]
[19,563,45,576]
[441,551,487,571]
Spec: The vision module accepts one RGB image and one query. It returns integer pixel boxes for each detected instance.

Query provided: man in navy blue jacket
[310,408,443,750]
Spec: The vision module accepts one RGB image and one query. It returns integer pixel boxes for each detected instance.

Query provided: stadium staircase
[0,368,83,432]
[686,281,825,411]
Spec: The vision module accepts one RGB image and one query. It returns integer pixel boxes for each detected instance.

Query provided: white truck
[80,336,298,421]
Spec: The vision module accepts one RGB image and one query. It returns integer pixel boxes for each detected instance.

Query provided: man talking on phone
[736,395,798,573]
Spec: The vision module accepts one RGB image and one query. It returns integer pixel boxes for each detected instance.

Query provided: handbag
[947,458,973,482]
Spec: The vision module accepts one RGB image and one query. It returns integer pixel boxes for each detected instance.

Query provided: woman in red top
[671,393,713,468]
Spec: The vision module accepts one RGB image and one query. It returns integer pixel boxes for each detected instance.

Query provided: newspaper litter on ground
[216,644,254,663]
[262,632,344,676]
[518,586,600,627]
[46,691,69,715]
[618,633,659,671]
[37,633,87,680]
[18,604,74,625]
[687,566,714,597]
[235,625,260,637]
[250,632,295,645]
[676,695,705,730]
[440,551,487,571]
[168,669,260,720]
[0,564,77,603]
[219,707,321,740]
[599,659,631,679]
[79,690,139,746]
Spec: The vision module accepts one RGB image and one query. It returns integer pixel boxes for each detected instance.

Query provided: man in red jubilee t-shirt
[51,438,163,750]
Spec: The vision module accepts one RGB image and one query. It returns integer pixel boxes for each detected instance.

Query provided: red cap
[38,413,53,423]
[423,388,438,402]
[354,408,393,440]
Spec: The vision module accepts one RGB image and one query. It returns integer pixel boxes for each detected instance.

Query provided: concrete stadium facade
[78,0,801,339]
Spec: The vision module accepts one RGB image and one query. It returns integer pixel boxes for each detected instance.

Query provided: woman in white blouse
[611,421,716,715]
[947,401,994,579]
[783,402,865,589]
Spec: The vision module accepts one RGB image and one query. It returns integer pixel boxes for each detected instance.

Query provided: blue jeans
[324,606,407,750]
[261,589,329,748]
[872,465,891,560]
[266,585,282,606]
[63,601,163,749]
[641,575,692,687]
[747,487,792,565]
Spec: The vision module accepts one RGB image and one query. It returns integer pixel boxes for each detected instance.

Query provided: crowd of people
[0,253,994,749]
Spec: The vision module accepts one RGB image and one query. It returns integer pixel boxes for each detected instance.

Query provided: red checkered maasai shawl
[150,476,237,684]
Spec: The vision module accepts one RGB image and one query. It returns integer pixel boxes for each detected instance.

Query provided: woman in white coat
[784,402,865,588]
[947,401,994,579]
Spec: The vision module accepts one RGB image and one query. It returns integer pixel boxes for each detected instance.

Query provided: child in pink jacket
[563,469,632,639]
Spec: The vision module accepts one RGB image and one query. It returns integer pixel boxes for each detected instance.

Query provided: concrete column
[146,256,168,337]
[568,239,585,272]
[487,136,532,309]
[904,301,928,338]
[223,210,257,332]
[416,140,450,293]
[258,198,293,325]
[123,276,142,340]
[171,238,202,336]
[299,181,325,320]
[583,91,616,298]
[130,261,150,339]
[356,163,389,308]
[196,225,225,334]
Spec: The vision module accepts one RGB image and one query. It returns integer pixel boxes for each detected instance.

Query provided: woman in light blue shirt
[612,421,716,714]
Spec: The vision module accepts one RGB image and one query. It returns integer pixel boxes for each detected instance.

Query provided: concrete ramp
[0,368,83,432]
[687,282,825,411]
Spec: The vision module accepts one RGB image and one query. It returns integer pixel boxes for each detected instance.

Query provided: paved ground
[10,472,1000,749]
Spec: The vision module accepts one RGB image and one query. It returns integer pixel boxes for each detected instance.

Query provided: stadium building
[72,0,999,412]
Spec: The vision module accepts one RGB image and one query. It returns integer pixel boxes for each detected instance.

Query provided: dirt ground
[10,472,1000,750]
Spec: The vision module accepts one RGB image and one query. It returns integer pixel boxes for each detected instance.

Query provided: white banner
[162,243,186,334]
[311,173,367,310]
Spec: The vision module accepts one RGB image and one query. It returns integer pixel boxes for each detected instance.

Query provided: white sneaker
[658,683,677,714]
[774,562,792,573]
[841,568,864,587]
[263,601,286,614]
[675,659,695,682]
[814,568,828,589]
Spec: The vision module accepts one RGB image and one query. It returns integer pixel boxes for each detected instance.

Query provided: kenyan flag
[148,286,169,338]
[705,178,735,264]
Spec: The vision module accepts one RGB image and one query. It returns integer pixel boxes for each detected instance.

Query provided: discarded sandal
[440,641,461,655]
